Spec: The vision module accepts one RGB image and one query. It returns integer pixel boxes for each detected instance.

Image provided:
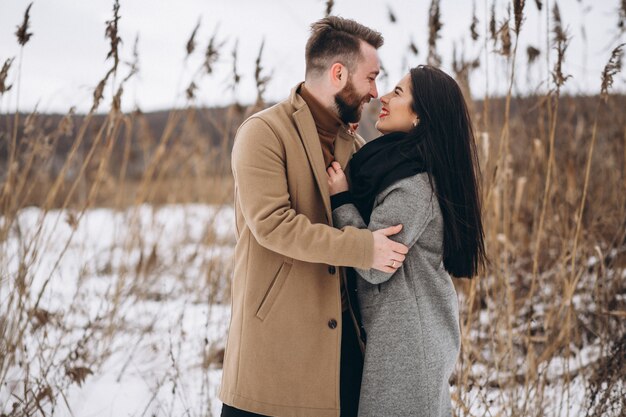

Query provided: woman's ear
[411,111,420,127]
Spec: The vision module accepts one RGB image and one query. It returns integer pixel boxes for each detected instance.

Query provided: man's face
[334,42,380,124]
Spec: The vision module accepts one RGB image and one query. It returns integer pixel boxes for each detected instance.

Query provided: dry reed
[527,45,541,65]
[387,6,397,24]
[427,0,443,67]
[14,3,33,47]
[470,1,480,42]
[186,19,201,57]
[0,58,14,94]
[1,1,625,416]
[325,0,334,17]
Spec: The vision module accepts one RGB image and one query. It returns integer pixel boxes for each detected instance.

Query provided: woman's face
[375,73,418,135]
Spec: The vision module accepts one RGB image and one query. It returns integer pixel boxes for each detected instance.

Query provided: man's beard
[335,78,368,124]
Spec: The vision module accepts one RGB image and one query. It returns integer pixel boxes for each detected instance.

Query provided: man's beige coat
[219,83,374,417]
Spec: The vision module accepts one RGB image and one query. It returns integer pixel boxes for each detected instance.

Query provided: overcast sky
[0,0,624,114]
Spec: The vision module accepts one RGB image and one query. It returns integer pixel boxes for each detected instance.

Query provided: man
[219,16,408,417]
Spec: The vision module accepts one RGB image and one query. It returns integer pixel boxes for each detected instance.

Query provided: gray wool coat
[333,172,460,417]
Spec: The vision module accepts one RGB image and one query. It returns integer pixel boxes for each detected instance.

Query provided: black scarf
[348,130,427,224]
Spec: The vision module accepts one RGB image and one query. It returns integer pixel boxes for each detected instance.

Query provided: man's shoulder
[234,98,298,148]
[243,98,295,128]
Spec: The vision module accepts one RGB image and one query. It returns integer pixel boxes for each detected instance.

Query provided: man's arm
[232,116,374,269]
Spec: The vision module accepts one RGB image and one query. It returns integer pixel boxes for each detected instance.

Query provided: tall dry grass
[451,2,625,416]
[0,2,249,415]
[0,1,624,416]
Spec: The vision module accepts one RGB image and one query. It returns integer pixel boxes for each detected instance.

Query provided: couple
[219,16,485,417]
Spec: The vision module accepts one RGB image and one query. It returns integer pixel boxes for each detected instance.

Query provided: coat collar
[290,83,357,220]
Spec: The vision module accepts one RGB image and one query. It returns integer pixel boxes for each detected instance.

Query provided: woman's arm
[327,161,364,228]
[332,174,436,285]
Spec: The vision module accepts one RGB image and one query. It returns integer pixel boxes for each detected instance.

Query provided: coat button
[328,319,337,329]
[328,266,336,274]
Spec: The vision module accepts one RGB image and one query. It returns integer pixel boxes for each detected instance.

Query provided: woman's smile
[374,74,417,134]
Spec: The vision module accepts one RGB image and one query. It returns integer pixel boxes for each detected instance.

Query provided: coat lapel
[293,107,332,219]
[334,127,356,171]
[289,84,362,221]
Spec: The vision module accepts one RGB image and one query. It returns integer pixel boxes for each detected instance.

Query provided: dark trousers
[221,404,268,417]
[220,311,364,417]
[339,310,364,417]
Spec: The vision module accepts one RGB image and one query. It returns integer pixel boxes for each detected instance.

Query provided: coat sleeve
[232,116,374,269]
[332,174,435,284]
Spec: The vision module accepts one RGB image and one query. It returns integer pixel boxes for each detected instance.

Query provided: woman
[327,65,486,417]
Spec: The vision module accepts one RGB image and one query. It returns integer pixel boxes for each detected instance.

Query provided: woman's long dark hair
[408,65,486,278]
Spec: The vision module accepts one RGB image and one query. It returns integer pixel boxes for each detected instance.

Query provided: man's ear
[330,62,347,88]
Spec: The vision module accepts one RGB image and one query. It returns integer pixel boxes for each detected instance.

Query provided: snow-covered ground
[2,204,235,416]
[1,204,622,416]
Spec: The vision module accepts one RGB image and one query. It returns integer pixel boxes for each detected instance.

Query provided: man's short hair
[305,16,384,78]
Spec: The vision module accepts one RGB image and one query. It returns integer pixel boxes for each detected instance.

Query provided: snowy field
[2,204,235,416]
[1,204,622,416]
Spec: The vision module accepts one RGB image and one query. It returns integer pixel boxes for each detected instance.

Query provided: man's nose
[370,83,378,99]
